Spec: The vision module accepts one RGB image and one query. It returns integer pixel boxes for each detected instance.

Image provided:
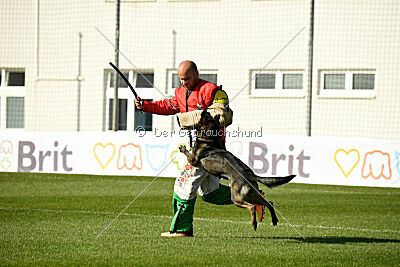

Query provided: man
[135,60,264,237]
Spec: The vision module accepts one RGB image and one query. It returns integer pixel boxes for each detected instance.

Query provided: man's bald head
[177,60,199,91]
[178,60,198,75]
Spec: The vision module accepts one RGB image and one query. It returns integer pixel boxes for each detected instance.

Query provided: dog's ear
[214,114,221,124]
[201,109,208,118]
[199,110,207,124]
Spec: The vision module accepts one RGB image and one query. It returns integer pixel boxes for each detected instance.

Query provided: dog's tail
[257,175,296,188]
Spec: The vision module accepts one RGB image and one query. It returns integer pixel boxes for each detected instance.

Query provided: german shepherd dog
[179,110,295,230]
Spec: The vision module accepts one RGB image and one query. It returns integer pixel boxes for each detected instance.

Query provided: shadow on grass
[207,235,400,244]
[284,236,400,244]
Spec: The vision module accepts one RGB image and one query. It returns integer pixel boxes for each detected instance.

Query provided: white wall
[1,0,399,139]
[312,0,400,139]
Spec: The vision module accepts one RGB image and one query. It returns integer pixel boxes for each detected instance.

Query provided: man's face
[178,69,199,91]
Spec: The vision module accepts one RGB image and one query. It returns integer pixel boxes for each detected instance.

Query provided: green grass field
[1,172,399,266]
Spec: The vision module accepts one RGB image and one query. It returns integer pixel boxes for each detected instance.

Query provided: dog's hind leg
[231,184,258,230]
[250,192,278,226]
[249,204,257,230]
[232,201,258,231]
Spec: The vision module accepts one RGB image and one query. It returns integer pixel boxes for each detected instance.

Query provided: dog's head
[196,109,221,140]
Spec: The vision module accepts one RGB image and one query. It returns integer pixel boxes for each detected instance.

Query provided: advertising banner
[0,131,399,188]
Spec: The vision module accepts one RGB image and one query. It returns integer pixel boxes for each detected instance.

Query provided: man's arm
[135,96,180,115]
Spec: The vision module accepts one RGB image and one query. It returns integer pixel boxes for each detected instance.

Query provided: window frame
[105,69,154,131]
[166,69,218,96]
[319,70,376,98]
[0,68,26,130]
[250,69,305,98]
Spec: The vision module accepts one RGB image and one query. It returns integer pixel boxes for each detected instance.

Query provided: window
[6,97,24,128]
[199,74,218,84]
[255,74,275,89]
[136,73,154,88]
[0,69,25,130]
[7,72,25,86]
[324,74,345,90]
[108,99,127,131]
[283,74,303,90]
[319,70,375,98]
[250,70,304,97]
[105,69,154,131]
[171,73,181,89]
[109,71,129,88]
[167,69,218,95]
[134,99,153,131]
[353,74,374,90]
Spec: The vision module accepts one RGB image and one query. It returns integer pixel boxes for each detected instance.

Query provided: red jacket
[142,80,219,115]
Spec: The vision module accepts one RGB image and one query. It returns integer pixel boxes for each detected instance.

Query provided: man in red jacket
[135,60,264,237]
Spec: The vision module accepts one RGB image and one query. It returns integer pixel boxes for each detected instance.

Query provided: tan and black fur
[179,110,295,231]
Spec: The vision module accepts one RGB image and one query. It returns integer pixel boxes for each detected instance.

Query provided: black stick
[109,62,138,99]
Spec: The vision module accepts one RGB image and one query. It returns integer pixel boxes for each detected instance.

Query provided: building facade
[1,0,399,139]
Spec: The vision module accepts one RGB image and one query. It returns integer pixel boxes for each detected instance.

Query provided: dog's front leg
[179,145,198,166]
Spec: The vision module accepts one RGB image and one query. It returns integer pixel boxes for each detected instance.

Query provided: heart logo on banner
[93,143,116,170]
[334,149,360,178]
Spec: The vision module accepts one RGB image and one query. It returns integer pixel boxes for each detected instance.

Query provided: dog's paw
[179,145,187,153]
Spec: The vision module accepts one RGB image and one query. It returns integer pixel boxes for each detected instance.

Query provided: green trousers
[169,184,232,233]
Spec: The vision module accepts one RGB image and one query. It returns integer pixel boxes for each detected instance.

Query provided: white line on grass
[280,188,400,195]
[2,206,399,235]
[95,158,176,239]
